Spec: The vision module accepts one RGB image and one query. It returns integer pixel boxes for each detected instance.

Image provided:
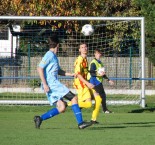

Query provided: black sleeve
[103,74,110,81]
[58,69,66,76]
[89,63,97,77]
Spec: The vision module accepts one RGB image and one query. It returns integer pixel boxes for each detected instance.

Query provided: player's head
[94,48,102,59]
[79,43,88,55]
[48,35,59,49]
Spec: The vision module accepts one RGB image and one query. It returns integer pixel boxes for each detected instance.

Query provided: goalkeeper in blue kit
[34,35,91,129]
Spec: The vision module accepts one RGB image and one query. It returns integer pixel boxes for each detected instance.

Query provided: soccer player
[88,48,114,113]
[34,35,92,129]
[73,43,102,124]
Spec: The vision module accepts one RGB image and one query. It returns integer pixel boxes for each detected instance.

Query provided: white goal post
[0,16,145,107]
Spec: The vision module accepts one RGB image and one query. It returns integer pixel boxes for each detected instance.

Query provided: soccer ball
[81,24,94,36]
[97,67,106,75]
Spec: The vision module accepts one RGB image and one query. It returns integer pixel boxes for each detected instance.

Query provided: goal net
[0,16,145,107]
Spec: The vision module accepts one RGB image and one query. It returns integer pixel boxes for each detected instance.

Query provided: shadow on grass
[90,124,155,130]
[89,121,155,130]
[41,121,155,130]
[124,121,155,125]
[129,107,155,113]
[89,126,126,130]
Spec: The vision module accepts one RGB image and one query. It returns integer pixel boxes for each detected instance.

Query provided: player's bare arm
[77,74,94,89]
[37,67,49,93]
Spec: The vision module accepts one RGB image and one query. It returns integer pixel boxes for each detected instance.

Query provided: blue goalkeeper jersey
[39,50,69,105]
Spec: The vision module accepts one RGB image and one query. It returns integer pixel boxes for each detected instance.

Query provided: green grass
[0,103,155,145]
[0,95,154,145]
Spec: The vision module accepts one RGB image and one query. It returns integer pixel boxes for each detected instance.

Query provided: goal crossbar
[0,16,144,21]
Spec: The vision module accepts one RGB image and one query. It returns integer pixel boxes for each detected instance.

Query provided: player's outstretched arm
[58,69,75,77]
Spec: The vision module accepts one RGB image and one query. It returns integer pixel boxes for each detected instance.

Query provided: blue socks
[40,104,83,125]
[71,104,83,125]
[41,108,59,120]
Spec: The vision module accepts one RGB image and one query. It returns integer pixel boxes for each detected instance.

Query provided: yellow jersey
[73,55,88,89]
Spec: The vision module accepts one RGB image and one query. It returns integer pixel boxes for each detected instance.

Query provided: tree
[133,0,155,65]
[0,0,139,30]
[0,0,154,64]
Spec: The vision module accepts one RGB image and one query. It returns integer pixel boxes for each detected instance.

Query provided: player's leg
[64,91,92,129]
[41,99,66,120]
[68,87,92,108]
[78,100,92,108]
[77,87,92,108]
[91,90,102,124]
[34,99,66,129]
[34,79,72,128]
[34,84,68,129]
[100,90,107,112]
[94,83,111,113]
[68,99,92,108]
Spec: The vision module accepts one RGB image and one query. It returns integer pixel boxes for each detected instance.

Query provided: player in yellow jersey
[73,43,102,124]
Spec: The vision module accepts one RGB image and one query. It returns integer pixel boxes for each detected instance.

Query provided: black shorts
[94,83,106,99]
[63,91,75,101]
[94,83,105,94]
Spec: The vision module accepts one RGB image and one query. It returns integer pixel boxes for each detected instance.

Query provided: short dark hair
[48,35,59,48]
[94,48,102,54]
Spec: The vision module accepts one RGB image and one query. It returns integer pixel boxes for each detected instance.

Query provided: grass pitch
[0,103,155,145]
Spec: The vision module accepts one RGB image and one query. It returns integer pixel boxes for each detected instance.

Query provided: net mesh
[0,18,150,105]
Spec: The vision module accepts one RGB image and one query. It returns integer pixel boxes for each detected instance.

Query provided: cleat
[34,116,42,129]
[103,110,112,114]
[78,121,92,129]
[90,120,99,125]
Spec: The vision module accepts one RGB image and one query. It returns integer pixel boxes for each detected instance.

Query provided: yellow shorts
[76,87,91,102]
